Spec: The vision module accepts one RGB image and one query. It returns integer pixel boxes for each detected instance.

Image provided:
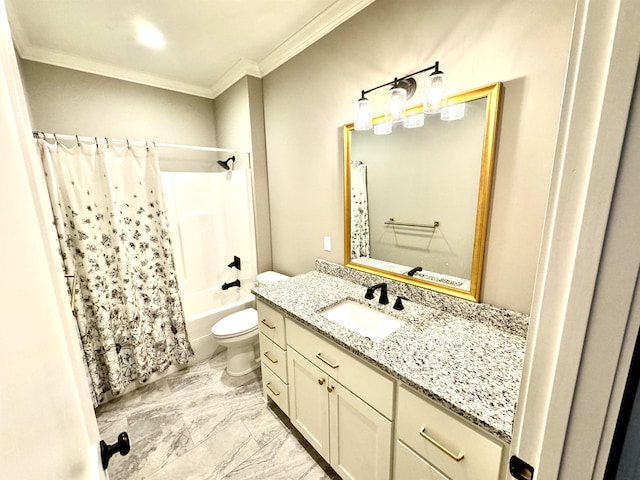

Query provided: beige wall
[263,0,576,313]
[20,59,217,146]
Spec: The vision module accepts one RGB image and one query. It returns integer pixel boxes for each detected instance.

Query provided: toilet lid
[211,308,258,337]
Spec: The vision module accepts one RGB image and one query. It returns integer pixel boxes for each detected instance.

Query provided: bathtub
[183,289,255,364]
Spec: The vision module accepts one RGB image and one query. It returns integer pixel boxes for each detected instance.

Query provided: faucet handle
[364,287,375,299]
[393,296,407,311]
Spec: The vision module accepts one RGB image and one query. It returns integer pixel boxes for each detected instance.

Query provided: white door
[287,348,331,461]
[0,2,105,478]
[329,381,392,480]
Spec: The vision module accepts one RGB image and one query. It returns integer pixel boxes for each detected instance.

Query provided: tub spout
[222,279,241,290]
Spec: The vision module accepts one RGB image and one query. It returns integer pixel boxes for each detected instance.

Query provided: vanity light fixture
[353,61,445,132]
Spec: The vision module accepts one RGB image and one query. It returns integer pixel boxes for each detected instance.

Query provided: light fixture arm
[361,61,441,97]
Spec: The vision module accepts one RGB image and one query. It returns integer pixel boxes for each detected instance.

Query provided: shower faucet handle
[227,256,241,270]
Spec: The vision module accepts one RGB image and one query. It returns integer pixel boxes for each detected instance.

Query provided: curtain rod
[33,132,250,155]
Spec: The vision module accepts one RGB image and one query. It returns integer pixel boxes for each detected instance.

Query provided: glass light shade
[441,103,466,121]
[403,113,424,129]
[388,87,407,122]
[373,121,392,135]
[354,97,373,130]
[424,72,447,114]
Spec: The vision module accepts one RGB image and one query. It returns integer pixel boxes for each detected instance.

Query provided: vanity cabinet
[257,301,289,415]
[394,385,505,480]
[286,319,393,480]
[256,300,508,480]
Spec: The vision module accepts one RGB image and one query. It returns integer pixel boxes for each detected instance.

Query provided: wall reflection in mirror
[344,83,502,302]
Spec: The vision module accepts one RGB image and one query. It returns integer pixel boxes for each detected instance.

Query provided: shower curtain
[38,139,192,407]
[350,162,370,258]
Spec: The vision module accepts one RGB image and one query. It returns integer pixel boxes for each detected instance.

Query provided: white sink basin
[321,300,405,342]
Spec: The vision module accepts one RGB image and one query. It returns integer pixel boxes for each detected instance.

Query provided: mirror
[344,82,502,302]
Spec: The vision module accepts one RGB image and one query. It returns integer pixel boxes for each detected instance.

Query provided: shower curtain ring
[94,137,98,147]
[126,139,130,149]
[145,141,149,151]
[75,135,80,146]
[104,137,109,148]
[53,133,59,144]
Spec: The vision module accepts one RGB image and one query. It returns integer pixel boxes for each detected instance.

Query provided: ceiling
[6,0,374,99]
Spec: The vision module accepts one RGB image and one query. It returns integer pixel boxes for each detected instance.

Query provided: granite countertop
[253,270,526,443]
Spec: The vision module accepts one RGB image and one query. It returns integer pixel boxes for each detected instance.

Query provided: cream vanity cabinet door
[395,385,505,480]
[329,379,392,480]
[287,347,331,460]
[287,320,393,480]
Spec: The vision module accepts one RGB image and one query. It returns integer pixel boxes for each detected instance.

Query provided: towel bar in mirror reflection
[343,82,502,302]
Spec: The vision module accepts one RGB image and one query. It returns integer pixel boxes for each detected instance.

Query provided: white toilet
[211,271,289,376]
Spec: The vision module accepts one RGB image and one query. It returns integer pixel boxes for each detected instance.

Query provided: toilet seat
[211,308,258,339]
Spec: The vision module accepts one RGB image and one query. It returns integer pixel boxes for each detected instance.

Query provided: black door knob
[100,432,130,469]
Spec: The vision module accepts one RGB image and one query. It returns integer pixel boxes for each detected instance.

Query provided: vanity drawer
[286,318,394,419]
[395,441,447,480]
[257,301,286,349]
[396,385,503,480]
[259,333,287,382]
[262,364,289,416]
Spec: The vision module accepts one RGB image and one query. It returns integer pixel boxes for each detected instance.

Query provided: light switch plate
[323,236,331,252]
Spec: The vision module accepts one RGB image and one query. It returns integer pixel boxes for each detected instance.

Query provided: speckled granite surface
[253,263,528,443]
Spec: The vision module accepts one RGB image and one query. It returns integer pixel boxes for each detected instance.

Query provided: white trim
[257,0,376,76]
[510,0,640,477]
[18,45,215,98]
[209,58,262,99]
[8,0,373,99]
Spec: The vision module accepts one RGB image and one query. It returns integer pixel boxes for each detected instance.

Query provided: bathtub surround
[254,260,528,442]
[161,167,259,363]
[38,138,192,407]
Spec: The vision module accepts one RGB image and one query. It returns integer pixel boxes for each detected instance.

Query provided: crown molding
[8,0,375,100]
[19,45,215,98]
[209,58,262,100]
[258,0,376,76]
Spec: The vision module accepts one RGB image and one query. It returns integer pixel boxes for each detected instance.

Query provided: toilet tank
[256,271,289,286]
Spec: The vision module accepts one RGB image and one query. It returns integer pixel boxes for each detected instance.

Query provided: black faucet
[222,279,241,290]
[365,283,389,305]
[228,256,241,270]
[407,266,423,277]
[393,296,407,311]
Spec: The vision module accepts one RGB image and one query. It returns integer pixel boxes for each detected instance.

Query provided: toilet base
[226,360,260,377]
[224,339,260,377]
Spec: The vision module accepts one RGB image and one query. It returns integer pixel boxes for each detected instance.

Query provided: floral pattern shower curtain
[39,139,192,407]
[350,162,370,259]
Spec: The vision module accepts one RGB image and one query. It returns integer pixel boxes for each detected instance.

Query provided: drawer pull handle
[327,385,335,393]
[318,378,326,385]
[261,319,276,330]
[265,382,280,396]
[419,427,465,462]
[316,353,339,369]
[263,351,278,364]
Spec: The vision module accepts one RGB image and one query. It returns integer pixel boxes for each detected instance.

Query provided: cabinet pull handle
[263,351,278,364]
[419,427,464,462]
[261,319,276,329]
[316,352,339,369]
[327,385,335,393]
[265,382,280,396]
[318,378,326,385]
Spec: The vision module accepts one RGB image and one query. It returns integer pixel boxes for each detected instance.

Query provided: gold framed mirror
[343,82,502,302]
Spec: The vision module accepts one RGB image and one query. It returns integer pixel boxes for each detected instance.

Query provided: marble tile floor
[96,350,339,480]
